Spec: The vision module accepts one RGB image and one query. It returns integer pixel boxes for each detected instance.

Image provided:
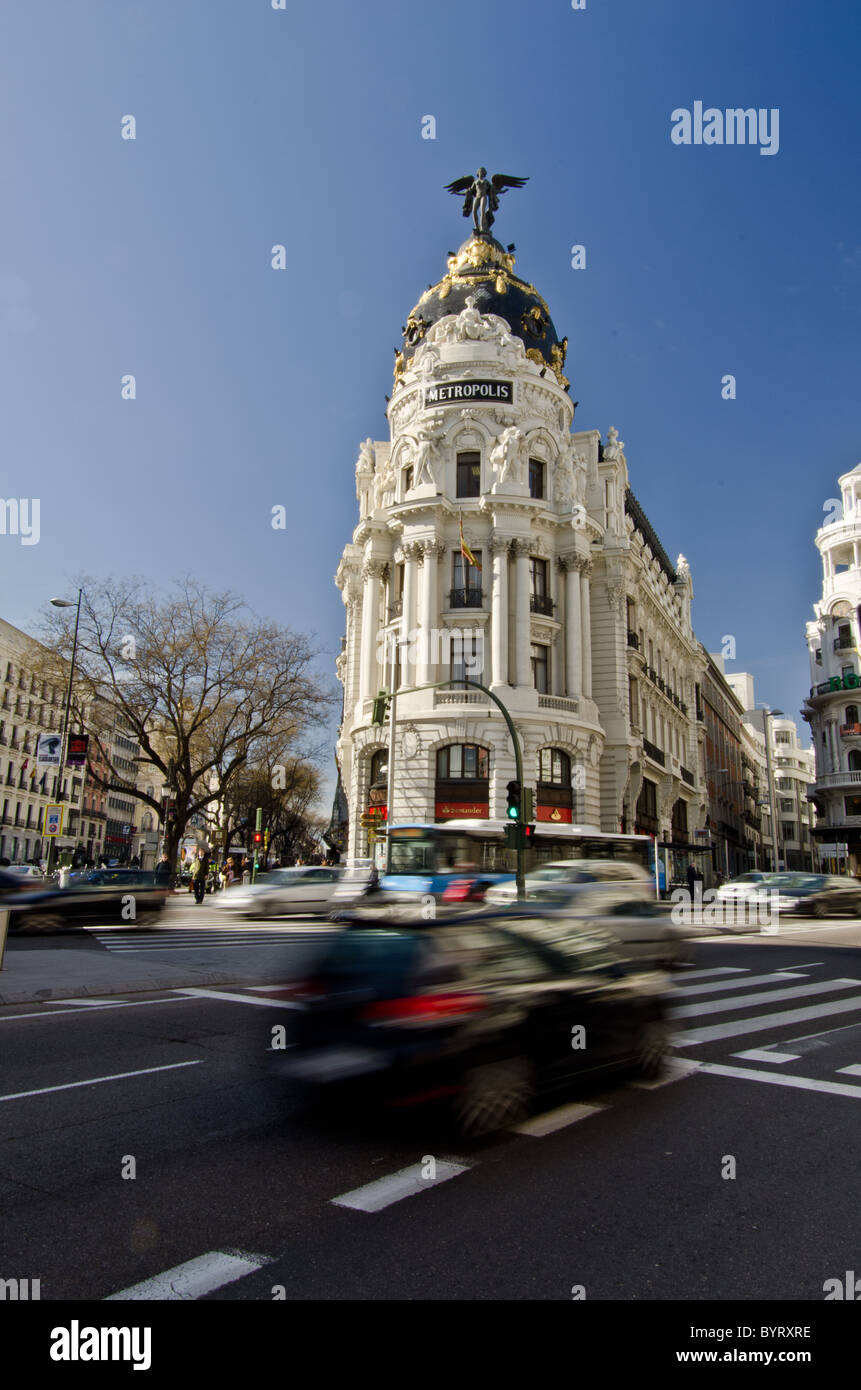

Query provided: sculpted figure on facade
[490,426,526,489]
[411,428,441,490]
[355,438,375,519]
[604,426,626,461]
[372,457,395,513]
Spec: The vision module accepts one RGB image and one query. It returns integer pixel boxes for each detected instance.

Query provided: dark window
[846,705,859,724]
[538,748,570,785]
[530,557,547,596]
[403,466,413,495]
[456,452,481,498]
[531,644,549,694]
[451,551,482,607]
[369,750,388,787]
[528,457,545,499]
[849,750,861,771]
[450,630,483,687]
[436,744,489,780]
[845,796,861,816]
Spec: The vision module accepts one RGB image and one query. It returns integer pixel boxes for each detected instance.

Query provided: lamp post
[45,589,83,877]
[758,706,784,874]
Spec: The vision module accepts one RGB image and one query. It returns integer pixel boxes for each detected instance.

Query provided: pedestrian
[686,863,696,899]
[154,853,172,886]
[190,852,206,904]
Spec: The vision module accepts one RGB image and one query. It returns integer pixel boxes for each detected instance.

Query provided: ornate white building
[335,224,706,865]
[803,462,861,870]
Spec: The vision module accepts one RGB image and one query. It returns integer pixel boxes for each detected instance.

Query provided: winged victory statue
[444,168,528,234]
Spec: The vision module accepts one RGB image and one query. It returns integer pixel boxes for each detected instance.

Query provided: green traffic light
[506,805,519,820]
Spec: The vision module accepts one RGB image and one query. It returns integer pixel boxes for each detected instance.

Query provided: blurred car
[3,872,168,933]
[511,881,686,968]
[4,864,45,884]
[483,858,653,908]
[751,873,861,918]
[715,870,776,903]
[278,906,672,1136]
[214,865,343,918]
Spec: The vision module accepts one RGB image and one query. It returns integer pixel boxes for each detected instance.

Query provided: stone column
[418,539,444,685]
[490,537,510,688]
[400,543,419,689]
[562,555,582,698]
[513,539,532,688]
[359,560,384,702]
[579,558,593,700]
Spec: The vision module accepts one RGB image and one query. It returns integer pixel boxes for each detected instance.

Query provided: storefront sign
[536,805,573,824]
[67,733,89,767]
[435,801,488,820]
[423,380,512,407]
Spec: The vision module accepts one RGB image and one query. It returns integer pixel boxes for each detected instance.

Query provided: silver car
[523,880,688,969]
[213,866,343,918]
[484,858,653,907]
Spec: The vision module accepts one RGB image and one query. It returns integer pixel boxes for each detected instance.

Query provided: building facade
[803,462,861,869]
[335,225,706,867]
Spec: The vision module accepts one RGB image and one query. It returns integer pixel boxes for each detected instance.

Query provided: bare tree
[35,578,335,875]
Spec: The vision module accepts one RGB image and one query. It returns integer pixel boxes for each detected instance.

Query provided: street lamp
[757,705,784,874]
[45,589,83,877]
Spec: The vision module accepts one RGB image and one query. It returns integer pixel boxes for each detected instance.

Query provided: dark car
[278,906,672,1137]
[753,873,861,919]
[1,868,168,933]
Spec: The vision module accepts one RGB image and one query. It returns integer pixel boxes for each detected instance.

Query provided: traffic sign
[44,805,63,837]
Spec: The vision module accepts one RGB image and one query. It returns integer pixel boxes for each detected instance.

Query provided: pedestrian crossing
[670,961,861,1099]
[89,923,337,952]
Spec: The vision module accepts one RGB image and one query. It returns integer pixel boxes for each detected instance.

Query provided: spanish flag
[459,513,481,572]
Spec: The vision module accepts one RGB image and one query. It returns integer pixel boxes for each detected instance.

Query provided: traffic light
[371,690,390,726]
[506,780,521,821]
[524,823,536,845]
[253,831,263,845]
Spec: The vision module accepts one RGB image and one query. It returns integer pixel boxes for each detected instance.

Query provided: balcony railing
[680,766,695,786]
[448,587,483,609]
[815,770,861,787]
[840,723,861,736]
[626,631,639,649]
[642,739,665,766]
[529,593,555,617]
[834,636,855,650]
[538,695,579,713]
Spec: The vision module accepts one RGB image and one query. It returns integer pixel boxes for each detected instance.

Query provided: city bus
[378,821,655,899]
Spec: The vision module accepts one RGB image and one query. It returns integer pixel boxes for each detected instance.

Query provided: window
[528,457,545,499]
[629,677,639,728]
[402,465,413,497]
[369,750,388,787]
[451,551,482,607]
[436,744,489,780]
[781,822,796,841]
[450,629,483,686]
[538,748,570,785]
[456,451,481,498]
[531,643,549,694]
[530,557,552,615]
[845,796,861,816]
[849,750,861,771]
[780,799,795,812]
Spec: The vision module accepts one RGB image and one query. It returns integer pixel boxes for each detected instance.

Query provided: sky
[1,0,860,805]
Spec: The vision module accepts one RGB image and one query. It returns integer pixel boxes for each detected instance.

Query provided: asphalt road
[2,924,861,1303]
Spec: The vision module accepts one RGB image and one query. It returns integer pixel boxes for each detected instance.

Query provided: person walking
[155,854,172,887]
[190,852,206,904]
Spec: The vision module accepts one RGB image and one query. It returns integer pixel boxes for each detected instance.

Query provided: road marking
[835,1064,861,1076]
[331,1159,471,1212]
[676,992,861,1046]
[512,1101,607,1136]
[629,1058,701,1089]
[671,967,749,981]
[693,1061,861,1101]
[673,971,803,998]
[177,987,300,1009]
[671,978,859,1020]
[0,997,195,1023]
[105,1249,271,1301]
[0,1059,203,1103]
[732,1048,801,1064]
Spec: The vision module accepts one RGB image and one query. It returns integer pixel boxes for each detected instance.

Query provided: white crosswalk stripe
[670,978,860,1020]
[91,926,336,953]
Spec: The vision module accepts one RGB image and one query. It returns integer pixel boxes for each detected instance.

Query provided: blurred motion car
[4,864,45,883]
[751,873,861,918]
[542,883,689,968]
[483,858,653,908]
[2,870,168,933]
[715,870,776,903]
[213,865,343,918]
[278,906,672,1136]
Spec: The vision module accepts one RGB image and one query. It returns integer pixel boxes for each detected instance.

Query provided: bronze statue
[445,168,528,233]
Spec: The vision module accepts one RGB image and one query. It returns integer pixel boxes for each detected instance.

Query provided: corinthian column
[400,543,419,689]
[561,556,581,698]
[418,539,444,685]
[579,558,593,700]
[359,560,384,701]
[490,536,511,688]
[513,539,532,688]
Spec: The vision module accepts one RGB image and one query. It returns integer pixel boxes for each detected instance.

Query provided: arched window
[846,705,859,725]
[369,750,388,787]
[849,750,861,772]
[536,747,574,823]
[435,745,488,780]
[434,744,489,822]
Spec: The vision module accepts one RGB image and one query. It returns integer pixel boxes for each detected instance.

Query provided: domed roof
[397,233,569,389]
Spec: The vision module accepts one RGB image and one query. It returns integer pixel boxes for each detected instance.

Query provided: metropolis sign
[423,379,512,407]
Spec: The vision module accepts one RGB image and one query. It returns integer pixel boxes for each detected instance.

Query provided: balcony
[434,690,488,707]
[448,587,483,609]
[834,636,855,650]
[538,695,579,714]
[840,723,861,737]
[642,739,665,767]
[680,765,695,786]
[814,770,861,789]
[626,631,639,649]
[530,593,555,617]
[387,598,403,619]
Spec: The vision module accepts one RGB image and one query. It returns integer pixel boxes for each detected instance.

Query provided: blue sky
[1,0,860,797]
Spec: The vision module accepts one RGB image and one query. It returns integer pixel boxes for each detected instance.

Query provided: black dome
[398,233,568,388]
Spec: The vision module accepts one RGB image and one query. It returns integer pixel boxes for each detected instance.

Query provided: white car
[213,866,343,918]
[715,871,775,902]
[484,858,653,907]
[5,864,45,882]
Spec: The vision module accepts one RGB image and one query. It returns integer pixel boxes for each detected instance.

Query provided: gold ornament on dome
[526,348,545,368]
[550,340,570,388]
[495,273,507,293]
[393,349,405,382]
[446,237,516,277]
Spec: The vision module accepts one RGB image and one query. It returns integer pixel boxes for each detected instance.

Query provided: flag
[459,513,481,572]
